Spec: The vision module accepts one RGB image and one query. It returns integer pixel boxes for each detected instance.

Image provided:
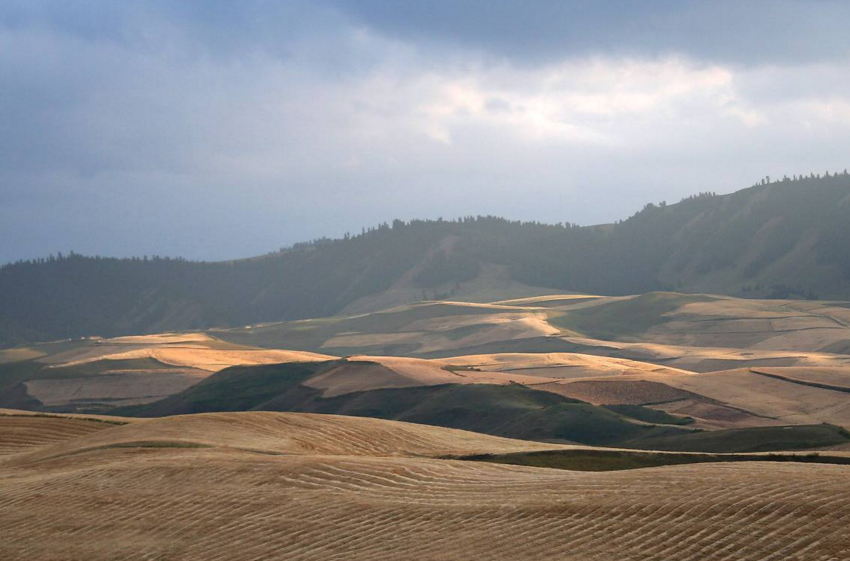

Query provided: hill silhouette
[2,173,849,346]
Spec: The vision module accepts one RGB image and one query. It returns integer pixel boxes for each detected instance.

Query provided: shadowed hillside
[2,173,850,346]
[114,359,850,453]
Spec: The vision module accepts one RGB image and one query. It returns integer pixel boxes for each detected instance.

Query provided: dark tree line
[1,173,849,346]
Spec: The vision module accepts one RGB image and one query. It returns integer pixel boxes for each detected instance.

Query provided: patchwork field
[1,410,849,561]
[2,292,850,454]
[0,334,334,412]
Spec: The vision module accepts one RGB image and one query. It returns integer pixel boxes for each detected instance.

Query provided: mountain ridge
[2,173,849,347]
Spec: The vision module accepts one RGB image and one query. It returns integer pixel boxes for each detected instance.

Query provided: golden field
[1,410,849,561]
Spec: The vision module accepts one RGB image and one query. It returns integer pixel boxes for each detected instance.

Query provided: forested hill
[2,172,850,347]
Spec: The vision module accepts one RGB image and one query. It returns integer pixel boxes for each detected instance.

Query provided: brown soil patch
[650,399,782,430]
[25,369,207,408]
[536,379,695,405]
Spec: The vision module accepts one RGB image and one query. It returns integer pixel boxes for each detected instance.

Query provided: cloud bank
[2,0,850,263]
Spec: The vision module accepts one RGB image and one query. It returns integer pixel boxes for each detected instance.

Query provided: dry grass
[491,294,603,306]
[749,366,850,390]
[305,356,467,397]
[650,399,783,430]
[0,347,45,364]
[4,411,561,463]
[10,338,336,410]
[302,353,692,398]
[1,410,849,561]
[321,311,560,354]
[0,414,118,456]
[6,291,850,438]
[561,335,850,372]
[446,351,693,378]
[534,379,695,405]
[641,368,850,428]
[101,333,215,345]
[51,347,334,372]
[642,296,850,352]
[304,355,563,397]
[24,369,206,408]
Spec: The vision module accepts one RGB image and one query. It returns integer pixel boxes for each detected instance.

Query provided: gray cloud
[1,1,850,264]
[328,0,850,65]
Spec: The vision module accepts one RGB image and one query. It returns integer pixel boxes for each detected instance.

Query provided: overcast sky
[2,0,850,263]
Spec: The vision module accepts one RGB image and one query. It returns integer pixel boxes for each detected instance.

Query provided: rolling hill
[3,290,850,453]
[2,410,850,561]
[2,173,850,347]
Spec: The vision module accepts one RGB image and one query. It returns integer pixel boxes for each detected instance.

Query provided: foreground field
[1,410,849,561]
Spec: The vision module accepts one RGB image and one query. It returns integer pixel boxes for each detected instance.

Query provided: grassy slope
[263,383,696,447]
[462,448,850,472]
[0,355,202,412]
[548,292,716,339]
[622,424,850,453]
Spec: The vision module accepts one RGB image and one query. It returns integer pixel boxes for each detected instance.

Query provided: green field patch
[460,448,850,472]
[623,423,850,453]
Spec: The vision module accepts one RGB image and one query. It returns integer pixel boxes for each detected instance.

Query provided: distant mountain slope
[2,173,849,346]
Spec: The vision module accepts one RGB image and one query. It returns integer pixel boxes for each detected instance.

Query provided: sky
[2,0,850,264]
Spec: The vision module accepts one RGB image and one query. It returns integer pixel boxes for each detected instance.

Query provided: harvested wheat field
[320,310,560,355]
[638,367,850,428]
[46,344,334,372]
[446,351,693,378]
[1,410,849,561]
[0,335,337,413]
[559,335,850,372]
[24,368,208,408]
[0,412,125,456]
[304,356,471,396]
[301,353,691,398]
[533,378,696,405]
[304,355,568,397]
[7,411,562,460]
[554,292,850,353]
[491,294,604,307]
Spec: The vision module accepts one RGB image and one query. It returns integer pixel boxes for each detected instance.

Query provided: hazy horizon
[3,0,850,264]
[0,179,747,264]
